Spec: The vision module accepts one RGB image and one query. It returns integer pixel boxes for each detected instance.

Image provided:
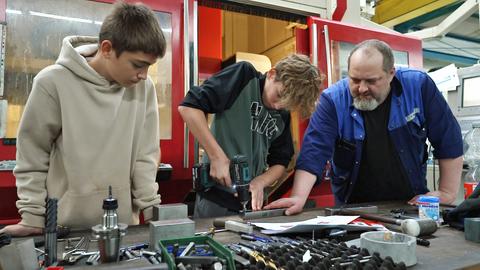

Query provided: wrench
[67,251,98,263]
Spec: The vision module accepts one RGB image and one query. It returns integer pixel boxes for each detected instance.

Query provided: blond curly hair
[274,54,323,118]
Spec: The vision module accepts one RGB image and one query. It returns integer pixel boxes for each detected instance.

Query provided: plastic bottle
[463,123,480,199]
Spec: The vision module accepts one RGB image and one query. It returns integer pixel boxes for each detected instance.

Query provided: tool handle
[213,218,227,228]
[337,209,402,225]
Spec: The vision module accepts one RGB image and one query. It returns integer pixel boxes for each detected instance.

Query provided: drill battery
[192,162,211,192]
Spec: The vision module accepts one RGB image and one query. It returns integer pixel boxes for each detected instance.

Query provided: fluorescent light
[6,9,22,15]
[22,10,171,31]
[29,11,93,24]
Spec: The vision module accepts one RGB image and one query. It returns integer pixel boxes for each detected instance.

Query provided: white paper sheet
[252,215,384,235]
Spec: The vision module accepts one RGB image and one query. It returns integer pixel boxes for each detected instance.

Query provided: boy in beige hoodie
[0,2,166,236]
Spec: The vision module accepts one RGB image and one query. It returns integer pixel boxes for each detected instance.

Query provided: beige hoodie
[15,36,161,229]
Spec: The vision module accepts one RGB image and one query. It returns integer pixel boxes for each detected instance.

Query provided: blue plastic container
[417,195,440,221]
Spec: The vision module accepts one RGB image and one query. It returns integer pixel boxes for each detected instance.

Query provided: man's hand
[209,156,231,187]
[0,224,43,237]
[249,177,268,211]
[408,190,457,205]
[264,196,305,215]
[407,195,420,205]
[263,169,316,215]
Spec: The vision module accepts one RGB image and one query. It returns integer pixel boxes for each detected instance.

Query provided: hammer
[327,208,438,237]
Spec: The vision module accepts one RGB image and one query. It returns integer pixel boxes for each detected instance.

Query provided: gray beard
[353,97,380,111]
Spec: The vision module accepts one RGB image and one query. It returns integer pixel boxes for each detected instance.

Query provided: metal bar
[193,1,198,88]
[423,49,478,65]
[241,208,286,220]
[323,24,332,86]
[183,0,190,168]
[0,24,6,96]
[311,23,318,68]
[193,0,200,164]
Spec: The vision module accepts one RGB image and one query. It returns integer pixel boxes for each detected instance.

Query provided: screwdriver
[240,233,272,243]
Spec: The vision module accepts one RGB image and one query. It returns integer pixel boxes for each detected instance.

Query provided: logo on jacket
[405,107,420,122]
[250,102,279,139]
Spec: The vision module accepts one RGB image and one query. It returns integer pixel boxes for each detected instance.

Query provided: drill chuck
[102,186,119,230]
[230,155,250,212]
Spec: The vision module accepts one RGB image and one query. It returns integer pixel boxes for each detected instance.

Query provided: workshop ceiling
[417,9,480,68]
[372,0,480,69]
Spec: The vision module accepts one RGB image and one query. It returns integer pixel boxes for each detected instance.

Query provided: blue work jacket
[296,68,463,205]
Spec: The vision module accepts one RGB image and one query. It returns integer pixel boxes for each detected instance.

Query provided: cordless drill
[192,155,251,213]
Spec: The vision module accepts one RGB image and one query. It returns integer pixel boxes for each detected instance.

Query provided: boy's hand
[210,156,231,187]
[264,196,305,215]
[0,224,43,237]
[249,177,268,211]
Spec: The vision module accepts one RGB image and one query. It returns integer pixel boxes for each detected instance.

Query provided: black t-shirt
[348,92,414,203]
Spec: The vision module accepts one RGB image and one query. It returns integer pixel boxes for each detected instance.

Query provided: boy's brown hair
[99,2,166,58]
[274,54,323,118]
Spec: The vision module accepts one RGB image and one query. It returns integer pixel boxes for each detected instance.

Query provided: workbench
[19,202,480,269]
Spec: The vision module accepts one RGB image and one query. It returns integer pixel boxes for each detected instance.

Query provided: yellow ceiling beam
[373,0,457,27]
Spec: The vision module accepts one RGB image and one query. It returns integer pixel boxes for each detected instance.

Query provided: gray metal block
[149,218,195,251]
[465,217,480,243]
[152,203,188,221]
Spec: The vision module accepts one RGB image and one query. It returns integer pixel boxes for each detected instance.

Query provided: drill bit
[45,198,58,266]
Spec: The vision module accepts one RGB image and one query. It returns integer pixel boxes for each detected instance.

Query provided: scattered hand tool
[194,227,228,236]
[44,197,58,266]
[327,208,438,237]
